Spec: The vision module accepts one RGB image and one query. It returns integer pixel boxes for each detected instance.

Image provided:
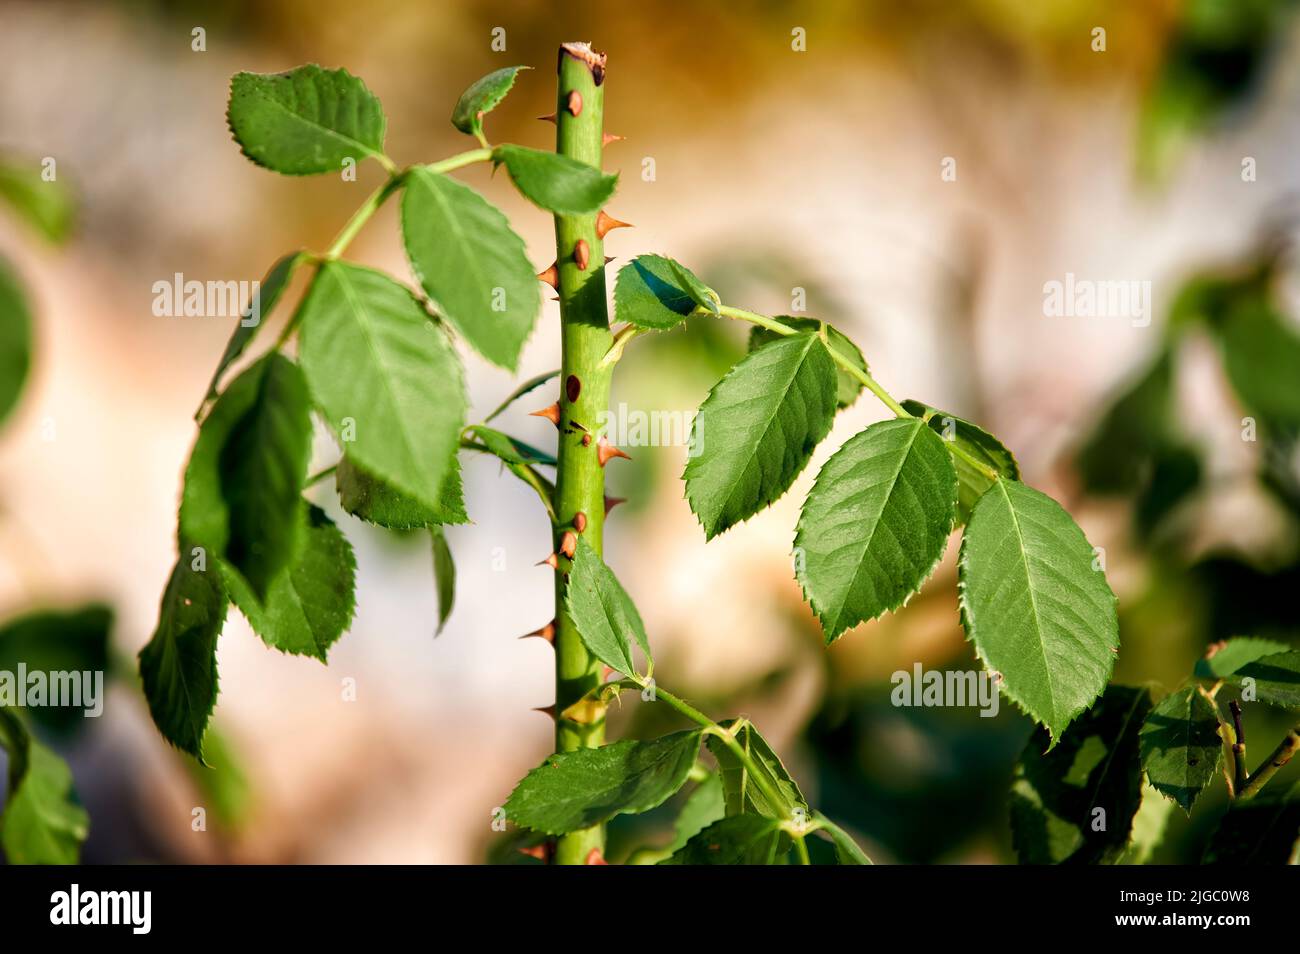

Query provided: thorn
[585,847,608,865]
[604,495,626,515]
[537,553,559,570]
[601,665,613,681]
[604,256,615,265]
[567,90,583,117]
[520,620,556,643]
[532,704,557,721]
[538,263,559,289]
[597,435,631,467]
[573,511,588,533]
[519,844,550,861]
[550,295,561,303]
[595,211,632,239]
[602,132,624,147]
[538,112,557,124]
[530,402,562,427]
[573,239,590,271]
[560,530,577,559]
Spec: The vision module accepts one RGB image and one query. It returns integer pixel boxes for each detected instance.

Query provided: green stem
[793,836,811,865]
[426,147,494,175]
[1238,724,1300,801]
[551,43,613,866]
[304,464,337,488]
[323,174,404,260]
[715,304,1001,482]
[652,687,791,821]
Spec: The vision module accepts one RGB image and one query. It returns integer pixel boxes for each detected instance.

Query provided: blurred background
[1,0,1299,863]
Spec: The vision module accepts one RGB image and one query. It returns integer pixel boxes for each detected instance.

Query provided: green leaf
[669,260,718,314]
[684,333,838,539]
[1010,685,1152,864]
[485,369,560,422]
[451,66,528,138]
[0,255,32,429]
[1203,787,1300,864]
[813,812,873,865]
[298,261,466,510]
[227,65,387,175]
[181,353,312,599]
[0,605,112,734]
[0,711,88,864]
[565,537,652,678]
[222,503,356,661]
[749,318,867,408]
[665,774,726,855]
[493,145,617,215]
[1223,651,1300,708]
[660,814,787,865]
[0,158,75,243]
[902,399,1020,524]
[795,418,957,642]
[335,454,468,529]
[959,477,1119,741]
[1139,686,1223,812]
[401,167,539,371]
[182,724,250,831]
[139,559,227,761]
[1219,300,1300,427]
[1195,636,1291,680]
[706,720,807,820]
[201,251,303,411]
[464,424,556,467]
[614,255,704,330]
[504,730,704,834]
[431,527,455,635]
[1119,783,1174,865]
[218,353,312,598]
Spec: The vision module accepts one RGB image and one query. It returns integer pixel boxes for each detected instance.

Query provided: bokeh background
[1,0,1299,863]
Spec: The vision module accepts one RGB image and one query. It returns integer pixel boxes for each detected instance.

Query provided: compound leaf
[749,318,867,408]
[706,720,807,820]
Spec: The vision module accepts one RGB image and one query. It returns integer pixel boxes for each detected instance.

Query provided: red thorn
[520,620,556,643]
[604,256,615,265]
[573,511,588,533]
[560,530,577,559]
[601,665,614,681]
[538,263,559,289]
[573,239,590,271]
[530,402,562,427]
[585,847,608,865]
[567,90,583,117]
[595,211,632,239]
[538,112,557,124]
[604,495,626,516]
[537,553,559,570]
[533,705,557,721]
[520,844,550,861]
[597,435,630,467]
[602,132,624,147]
